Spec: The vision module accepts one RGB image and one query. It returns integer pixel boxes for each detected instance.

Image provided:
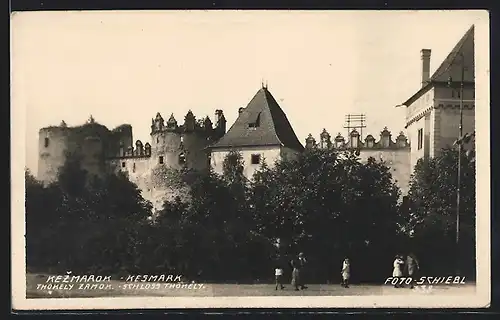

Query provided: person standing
[405,253,420,289]
[275,265,285,290]
[341,258,351,288]
[392,255,405,288]
[291,252,308,291]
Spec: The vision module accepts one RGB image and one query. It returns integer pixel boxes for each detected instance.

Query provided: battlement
[150,109,226,140]
[306,127,410,150]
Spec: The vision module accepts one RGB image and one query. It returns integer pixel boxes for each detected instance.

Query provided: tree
[249,148,403,283]
[25,154,153,275]
[405,147,476,276]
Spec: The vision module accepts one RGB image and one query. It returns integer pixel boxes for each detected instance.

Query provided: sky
[11,10,486,173]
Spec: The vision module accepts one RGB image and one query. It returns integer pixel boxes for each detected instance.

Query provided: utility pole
[448,51,465,274]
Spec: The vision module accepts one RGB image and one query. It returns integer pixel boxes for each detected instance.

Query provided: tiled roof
[210,87,304,151]
[430,25,474,83]
[401,25,475,107]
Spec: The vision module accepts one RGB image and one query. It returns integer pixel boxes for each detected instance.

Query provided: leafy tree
[249,148,403,283]
[405,147,476,276]
[25,153,153,275]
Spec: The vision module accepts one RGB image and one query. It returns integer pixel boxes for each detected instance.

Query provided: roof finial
[265,80,268,89]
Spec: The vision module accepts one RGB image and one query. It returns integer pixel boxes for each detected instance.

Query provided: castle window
[122,162,126,168]
[417,128,423,150]
[251,154,261,165]
[44,137,49,148]
[157,137,159,143]
[159,156,164,164]
[132,163,136,173]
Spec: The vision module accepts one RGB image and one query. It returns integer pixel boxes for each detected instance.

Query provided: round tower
[150,112,183,169]
[37,125,71,183]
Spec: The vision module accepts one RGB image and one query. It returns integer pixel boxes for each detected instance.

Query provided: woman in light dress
[341,258,350,288]
[392,255,405,288]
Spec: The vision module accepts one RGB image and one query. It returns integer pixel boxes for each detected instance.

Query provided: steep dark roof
[211,87,304,151]
[401,25,475,107]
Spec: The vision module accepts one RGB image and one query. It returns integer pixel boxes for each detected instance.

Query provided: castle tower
[150,112,182,168]
[38,126,71,183]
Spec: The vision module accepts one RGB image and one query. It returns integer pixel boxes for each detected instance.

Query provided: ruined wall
[37,110,226,213]
[37,127,71,183]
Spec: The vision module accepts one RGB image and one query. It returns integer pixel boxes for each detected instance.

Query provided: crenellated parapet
[150,109,226,140]
[306,127,410,150]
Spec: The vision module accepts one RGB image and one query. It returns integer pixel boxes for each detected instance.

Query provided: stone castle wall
[306,127,411,196]
[37,111,227,212]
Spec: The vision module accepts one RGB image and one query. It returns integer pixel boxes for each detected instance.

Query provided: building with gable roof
[400,25,475,170]
[304,25,475,196]
[209,85,304,178]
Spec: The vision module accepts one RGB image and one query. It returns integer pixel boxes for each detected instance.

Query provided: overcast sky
[11,10,486,173]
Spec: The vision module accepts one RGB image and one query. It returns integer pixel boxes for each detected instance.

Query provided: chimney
[421,49,431,87]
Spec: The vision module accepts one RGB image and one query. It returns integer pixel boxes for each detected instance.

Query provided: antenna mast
[343,114,366,141]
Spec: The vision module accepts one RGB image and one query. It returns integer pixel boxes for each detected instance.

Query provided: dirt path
[26,273,476,298]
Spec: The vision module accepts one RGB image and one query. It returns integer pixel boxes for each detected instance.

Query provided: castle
[38,110,227,210]
[37,25,475,210]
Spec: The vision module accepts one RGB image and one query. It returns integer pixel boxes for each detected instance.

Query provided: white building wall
[211,145,296,179]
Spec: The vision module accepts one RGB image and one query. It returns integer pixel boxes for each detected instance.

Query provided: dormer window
[248,112,261,128]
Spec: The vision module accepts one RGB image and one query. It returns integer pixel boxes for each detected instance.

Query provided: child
[341,258,350,288]
[275,265,285,290]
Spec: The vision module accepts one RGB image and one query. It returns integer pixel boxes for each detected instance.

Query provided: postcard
[11,9,490,310]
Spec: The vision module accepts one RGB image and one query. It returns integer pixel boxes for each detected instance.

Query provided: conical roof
[211,87,304,151]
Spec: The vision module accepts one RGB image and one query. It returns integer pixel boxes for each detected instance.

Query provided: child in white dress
[275,266,285,290]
